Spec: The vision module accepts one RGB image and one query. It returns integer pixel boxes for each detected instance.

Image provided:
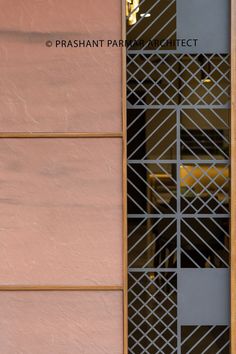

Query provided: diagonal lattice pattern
[127,1,230,352]
[181,217,229,268]
[127,108,229,161]
[180,109,229,160]
[128,163,177,215]
[127,53,230,106]
[180,163,229,214]
[129,272,177,354]
[127,0,176,51]
[128,218,177,268]
[181,326,230,353]
[128,109,176,160]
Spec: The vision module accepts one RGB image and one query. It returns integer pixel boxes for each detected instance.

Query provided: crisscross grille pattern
[180,163,229,215]
[129,272,177,354]
[127,0,230,353]
[127,53,230,106]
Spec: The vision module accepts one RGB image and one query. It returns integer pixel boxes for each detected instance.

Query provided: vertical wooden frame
[231,0,236,352]
[122,0,128,353]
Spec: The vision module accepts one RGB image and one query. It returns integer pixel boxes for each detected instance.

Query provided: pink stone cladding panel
[0,291,123,354]
[0,139,122,285]
[0,0,121,132]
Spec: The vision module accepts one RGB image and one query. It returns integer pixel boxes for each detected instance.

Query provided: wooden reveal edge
[232,0,236,352]
[122,0,128,354]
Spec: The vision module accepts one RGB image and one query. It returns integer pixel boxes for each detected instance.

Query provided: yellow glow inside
[202,78,212,83]
[180,165,229,192]
[126,0,140,25]
[140,13,151,18]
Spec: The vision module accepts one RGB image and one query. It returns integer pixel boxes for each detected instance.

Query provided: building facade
[0,0,234,353]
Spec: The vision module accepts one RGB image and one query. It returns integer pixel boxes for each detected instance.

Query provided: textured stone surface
[0,0,121,132]
[0,291,123,354]
[0,138,122,285]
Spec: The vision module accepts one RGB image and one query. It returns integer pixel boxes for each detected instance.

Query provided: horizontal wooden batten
[0,285,124,292]
[0,132,123,139]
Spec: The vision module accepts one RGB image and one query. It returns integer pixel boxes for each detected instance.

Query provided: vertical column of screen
[179,55,230,353]
[127,1,231,353]
[127,1,178,353]
[175,2,231,349]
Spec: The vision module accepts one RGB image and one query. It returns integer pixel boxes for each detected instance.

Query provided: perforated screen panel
[127,0,230,353]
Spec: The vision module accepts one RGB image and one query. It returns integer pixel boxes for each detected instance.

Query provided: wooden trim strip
[231,0,236,352]
[122,0,128,354]
[0,285,123,291]
[0,132,123,139]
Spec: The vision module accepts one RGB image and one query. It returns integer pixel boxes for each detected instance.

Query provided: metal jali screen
[127,0,230,353]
